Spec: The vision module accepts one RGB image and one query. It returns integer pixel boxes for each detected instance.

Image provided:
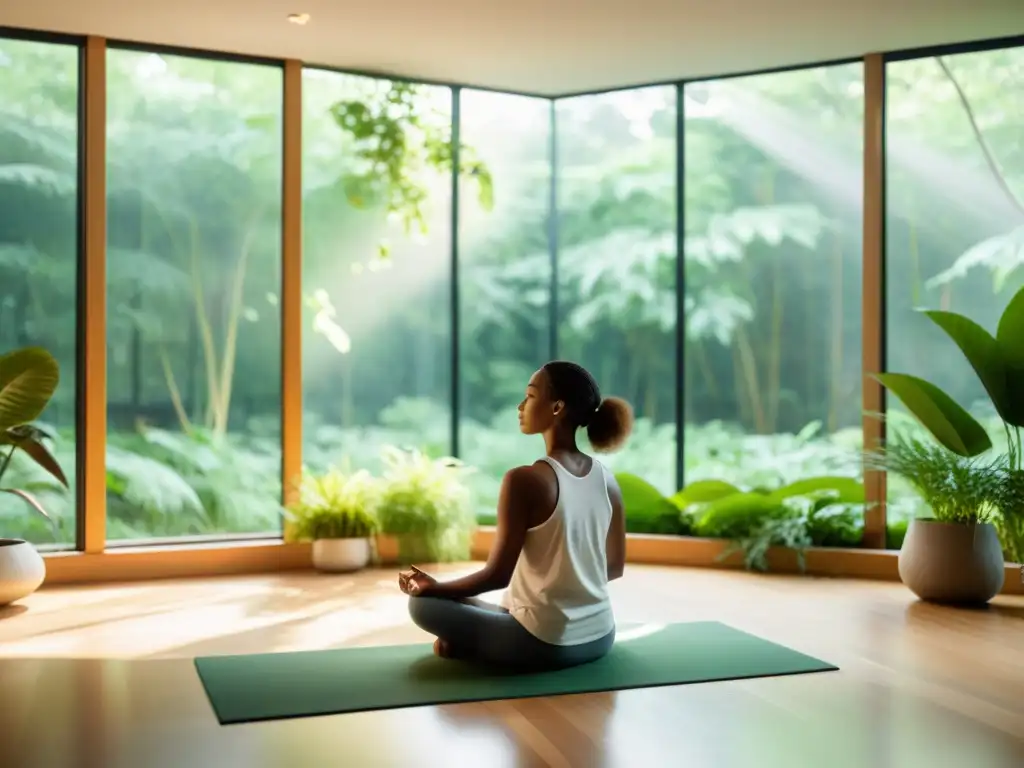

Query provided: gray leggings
[408,596,615,672]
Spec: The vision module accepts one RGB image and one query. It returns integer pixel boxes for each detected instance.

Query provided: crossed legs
[407,596,615,672]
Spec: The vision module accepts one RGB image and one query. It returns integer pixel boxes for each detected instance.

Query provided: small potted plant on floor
[287,466,380,573]
[868,431,1006,603]
[872,284,1024,603]
[376,446,476,565]
[1,346,69,606]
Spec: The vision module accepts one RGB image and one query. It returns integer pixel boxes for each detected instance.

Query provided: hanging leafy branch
[935,56,1024,217]
[330,82,493,257]
[925,56,1024,293]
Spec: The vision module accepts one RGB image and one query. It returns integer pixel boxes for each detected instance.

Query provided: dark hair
[541,361,634,453]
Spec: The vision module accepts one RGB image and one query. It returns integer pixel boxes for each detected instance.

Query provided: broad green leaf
[0,163,75,196]
[993,287,1024,429]
[874,372,991,457]
[0,347,60,431]
[692,492,788,540]
[996,284,1024,368]
[1,425,69,488]
[922,310,1012,423]
[0,487,53,524]
[925,226,1024,292]
[669,479,741,511]
[770,476,865,504]
[615,473,685,535]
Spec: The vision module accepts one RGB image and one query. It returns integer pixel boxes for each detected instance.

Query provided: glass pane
[556,86,679,531]
[458,90,552,524]
[0,38,80,549]
[105,51,284,542]
[885,49,1024,553]
[683,65,865,545]
[302,71,452,475]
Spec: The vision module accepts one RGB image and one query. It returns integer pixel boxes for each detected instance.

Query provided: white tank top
[501,456,615,646]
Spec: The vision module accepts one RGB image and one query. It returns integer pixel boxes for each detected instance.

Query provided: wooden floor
[1,565,1022,768]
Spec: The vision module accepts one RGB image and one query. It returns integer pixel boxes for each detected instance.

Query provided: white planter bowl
[0,539,46,606]
[311,538,372,573]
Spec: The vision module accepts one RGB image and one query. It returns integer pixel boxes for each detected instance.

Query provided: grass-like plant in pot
[376,446,476,565]
[867,432,1005,603]
[873,284,1024,603]
[287,466,380,573]
[0,346,69,606]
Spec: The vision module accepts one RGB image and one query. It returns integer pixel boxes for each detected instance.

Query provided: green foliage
[287,467,380,541]
[772,476,865,503]
[715,496,864,572]
[610,464,866,571]
[877,285,1024,469]
[379,408,903,560]
[805,502,865,548]
[615,473,691,535]
[867,432,1001,525]
[992,467,1024,564]
[0,347,60,430]
[926,309,1021,427]
[682,420,863,490]
[692,492,789,539]
[108,427,285,537]
[720,503,863,572]
[886,518,909,550]
[105,445,204,519]
[330,81,493,253]
[873,286,1024,558]
[874,372,992,457]
[0,347,68,530]
[679,475,866,571]
[669,479,740,509]
[376,447,476,563]
[928,225,1024,295]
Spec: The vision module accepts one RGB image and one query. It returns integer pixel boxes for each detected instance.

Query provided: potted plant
[868,432,1005,603]
[874,284,1024,603]
[0,346,69,606]
[287,466,380,573]
[376,446,476,564]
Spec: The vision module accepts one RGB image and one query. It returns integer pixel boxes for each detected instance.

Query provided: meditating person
[398,360,632,671]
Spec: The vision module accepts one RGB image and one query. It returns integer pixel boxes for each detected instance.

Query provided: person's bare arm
[417,467,540,600]
[605,474,626,581]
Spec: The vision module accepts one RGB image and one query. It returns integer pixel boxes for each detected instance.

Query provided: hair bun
[586,396,634,453]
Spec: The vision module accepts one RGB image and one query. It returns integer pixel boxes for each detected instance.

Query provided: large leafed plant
[0,346,69,531]
[875,284,1024,560]
[876,283,1024,465]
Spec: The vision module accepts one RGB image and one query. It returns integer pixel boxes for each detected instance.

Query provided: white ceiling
[2,0,1023,96]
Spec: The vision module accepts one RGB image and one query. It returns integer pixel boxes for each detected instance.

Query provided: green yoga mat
[194,621,837,725]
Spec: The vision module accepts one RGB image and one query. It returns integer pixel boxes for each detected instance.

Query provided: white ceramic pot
[898,519,1004,605]
[311,538,372,573]
[0,539,46,606]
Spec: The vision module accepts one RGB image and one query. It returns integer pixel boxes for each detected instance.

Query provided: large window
[301,71,452,475]
[885,48,1024,547]
[555,87,678,531]
[458,90,552,522]
[105,51,284,542]
[10,34,1016,559]
[682,65,865,545]
[0,38,80,548]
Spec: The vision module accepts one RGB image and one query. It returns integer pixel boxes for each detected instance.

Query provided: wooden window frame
[8,36,1013,594]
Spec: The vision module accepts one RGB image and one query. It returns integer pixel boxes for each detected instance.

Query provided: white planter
[0,539,46,606]
[311,538,372,573]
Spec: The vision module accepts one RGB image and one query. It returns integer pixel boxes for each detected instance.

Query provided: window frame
[0,25,1018,589]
